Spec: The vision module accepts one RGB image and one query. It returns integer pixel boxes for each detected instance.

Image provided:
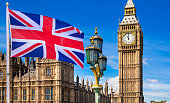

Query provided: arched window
[23,88,26,100]
[14,89,18,100]
[46,67,51,76]
[32,88,35,100]
[0,88,4,100]
[0,71,3,79]
[45,87,53,100]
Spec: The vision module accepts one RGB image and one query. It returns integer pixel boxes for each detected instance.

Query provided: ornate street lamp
[85,27,107,103]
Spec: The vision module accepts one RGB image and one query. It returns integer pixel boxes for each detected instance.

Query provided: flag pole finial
[6,2,9,6]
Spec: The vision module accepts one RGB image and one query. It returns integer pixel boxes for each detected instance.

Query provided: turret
[90,79,93,92]
[25,57,29,68]
[17,57,22,65]
[104,79,108,96]
[76,74,79,87]
[86,78,89,90]
[0,51,5,63]
[29,57,35,71]
[81,76,84,88]
[0,50,2,62]
[111,87,113,96]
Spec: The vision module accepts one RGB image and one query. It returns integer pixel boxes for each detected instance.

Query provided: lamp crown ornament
[91,36,94,44]
[95,27,98,34]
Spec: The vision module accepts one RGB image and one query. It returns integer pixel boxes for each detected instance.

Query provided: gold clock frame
[122,31,136,45]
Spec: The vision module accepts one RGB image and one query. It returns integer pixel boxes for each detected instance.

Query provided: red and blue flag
[9,9,84,68]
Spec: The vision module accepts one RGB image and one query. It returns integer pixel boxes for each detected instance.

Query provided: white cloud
[145,40,170,52]
[143,58,151,65]
[143,58,148,65]
[146,79,159,83]
[107,56,118,70]
[144,82,170,91]
[108,56,118,60]
[144,91,170,98]
[106,76,119,94]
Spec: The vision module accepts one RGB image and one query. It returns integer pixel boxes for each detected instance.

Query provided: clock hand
[127,34,129,40]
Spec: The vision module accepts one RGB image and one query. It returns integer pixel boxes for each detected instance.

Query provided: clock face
[123,33,135,44]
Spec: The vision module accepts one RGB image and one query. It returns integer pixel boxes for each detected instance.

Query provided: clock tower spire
[118,0,144,103]
[125,0,135,8]
[120,0,138,25]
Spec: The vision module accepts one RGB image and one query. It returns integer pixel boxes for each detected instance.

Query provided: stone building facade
[0,51,118,103]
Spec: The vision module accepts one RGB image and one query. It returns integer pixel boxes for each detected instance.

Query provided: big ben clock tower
[118,0,144,103]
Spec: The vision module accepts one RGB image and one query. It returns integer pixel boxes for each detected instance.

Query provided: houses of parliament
[0,0,144,103]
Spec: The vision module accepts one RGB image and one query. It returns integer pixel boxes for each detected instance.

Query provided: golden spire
[95,27,98,34]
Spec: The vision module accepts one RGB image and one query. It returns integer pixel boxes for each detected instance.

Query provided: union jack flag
[9,9,84,68]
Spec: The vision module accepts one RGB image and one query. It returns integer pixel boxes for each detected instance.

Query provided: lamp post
[85,27,107,103]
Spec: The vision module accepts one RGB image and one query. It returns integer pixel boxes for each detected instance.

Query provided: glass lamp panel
[94,49,99,63]
[93,38,103,52]
[86,49,99,64]
[98,58,103,70]
[97,39,101,50]
[86,50,90,63]
[85,43,99,65]
[100,40,103,51]
[98,56,107,71]
[93,39,98,47]
[89,49,93,63]
[103,58,107,71]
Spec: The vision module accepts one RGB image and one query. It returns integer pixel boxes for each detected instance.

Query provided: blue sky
[0,0,170,102]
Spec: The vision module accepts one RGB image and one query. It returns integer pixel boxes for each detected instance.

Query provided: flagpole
[6,2,10,103]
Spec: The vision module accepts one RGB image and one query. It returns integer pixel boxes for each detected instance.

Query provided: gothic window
[32,88,35,100]
[46,67,51,76]
[14,89,18,100]
[0,89,1,100]
[68,90,70,102]
[62,88,64,102]
[0,71,3,79]
[45,88,50,100]
[45,87,53,100]
[51,87,53,100]
[0,88,4,100]
[23,88,26,100]
[61,70,64,81]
